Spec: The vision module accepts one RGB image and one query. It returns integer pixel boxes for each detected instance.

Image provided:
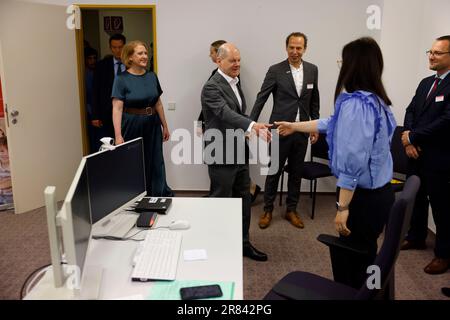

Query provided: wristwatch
[336,202,349,212]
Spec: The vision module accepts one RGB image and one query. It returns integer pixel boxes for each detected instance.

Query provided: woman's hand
[274,121,295,136]
[162,126,170,142]
[335,210,351,236]
[115,136,124,145]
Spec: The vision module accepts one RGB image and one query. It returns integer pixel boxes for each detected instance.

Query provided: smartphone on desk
[180,285,223,300]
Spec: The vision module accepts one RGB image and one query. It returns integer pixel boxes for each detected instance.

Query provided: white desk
[26,197,243,300]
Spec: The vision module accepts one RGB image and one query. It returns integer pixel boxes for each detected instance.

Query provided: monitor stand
[24,265,104,300]
[78,265,104,300]
[23,267,75,300]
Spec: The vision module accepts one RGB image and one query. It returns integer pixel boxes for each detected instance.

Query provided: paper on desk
[147,280,234,300]
[183,249,208,261]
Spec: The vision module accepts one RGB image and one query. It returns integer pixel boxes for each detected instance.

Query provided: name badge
[307,84,314,90]
[435,95,444,102]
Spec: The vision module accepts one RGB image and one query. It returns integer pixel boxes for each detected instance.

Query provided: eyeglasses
[337,59,343,68]
[426,50,450,57]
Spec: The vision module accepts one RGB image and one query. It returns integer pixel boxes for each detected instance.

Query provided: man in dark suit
[197,40,227,136]
[201,43,272,261]
[401,35,450,275]
[91,33,126,152]
[250,32,320,229]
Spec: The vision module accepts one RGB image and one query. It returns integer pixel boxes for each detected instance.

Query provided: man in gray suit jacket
[201,43,272,261]
[250,32,320,229]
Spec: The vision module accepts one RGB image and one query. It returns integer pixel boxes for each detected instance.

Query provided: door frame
[75,4,157,155]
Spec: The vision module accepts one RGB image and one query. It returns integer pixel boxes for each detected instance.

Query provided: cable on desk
[92,229,147,242]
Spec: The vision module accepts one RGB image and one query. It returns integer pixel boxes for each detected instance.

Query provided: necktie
[116,62,124,75]
[427,77,441,99]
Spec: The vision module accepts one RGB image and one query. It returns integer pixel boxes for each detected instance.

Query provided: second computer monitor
[86,138,146,224]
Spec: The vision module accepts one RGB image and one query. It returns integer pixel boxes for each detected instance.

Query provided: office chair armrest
[272,281,328,300]
[317,234,368,256]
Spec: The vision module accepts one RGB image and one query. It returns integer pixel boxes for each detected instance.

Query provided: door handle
[10,109,19,125]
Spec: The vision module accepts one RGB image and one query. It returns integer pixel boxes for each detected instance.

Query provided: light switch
[168,102,176,110]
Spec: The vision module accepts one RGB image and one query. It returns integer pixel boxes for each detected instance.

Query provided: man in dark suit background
[401,35,450,275]
[201,43,272,261]
[197,40,227,136]
[91,33,126,152]
[250,32,320,229]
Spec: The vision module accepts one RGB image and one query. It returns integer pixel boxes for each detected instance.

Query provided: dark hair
[285,32,308,48]
[84,46,97,58]
[109,33,126,45]
[335,37,391,105]
[437,35,450,51]
[211,40,227,51]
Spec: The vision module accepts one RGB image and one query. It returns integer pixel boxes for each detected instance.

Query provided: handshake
[251,121,319,144]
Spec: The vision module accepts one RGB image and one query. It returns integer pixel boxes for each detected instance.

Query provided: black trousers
[333,183,394,289]
[264,132,308,213]
[208,164,251,245]
[406,162,450,259]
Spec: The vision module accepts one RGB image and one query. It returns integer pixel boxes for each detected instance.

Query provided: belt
[124,107,154,115]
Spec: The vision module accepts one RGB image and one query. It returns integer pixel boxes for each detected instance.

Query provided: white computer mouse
[168,220,190,230]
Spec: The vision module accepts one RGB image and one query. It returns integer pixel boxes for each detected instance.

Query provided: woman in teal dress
[112,40,173,197]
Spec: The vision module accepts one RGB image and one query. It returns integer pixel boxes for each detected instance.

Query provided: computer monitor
[86,137,146,224]
[61,158,91,281]
[44,158,94,297]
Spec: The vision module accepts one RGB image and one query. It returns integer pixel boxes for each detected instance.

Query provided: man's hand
[401,130,411,147]
[405,144,420,159]
[274,121,295,136]
[252,123,273,142]
[91,120,103,128]
[310,132,319,144]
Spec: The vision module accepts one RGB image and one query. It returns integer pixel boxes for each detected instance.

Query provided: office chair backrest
[355,175,420,300]
[311,133,329,161]
[391,126,408,175]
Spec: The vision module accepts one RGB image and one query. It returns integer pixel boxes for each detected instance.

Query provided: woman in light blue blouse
[276,37,397,288]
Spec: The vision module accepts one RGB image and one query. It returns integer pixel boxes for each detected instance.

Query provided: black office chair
[264,175,420,300]
[279,133,332,219]
[391,126,409,193]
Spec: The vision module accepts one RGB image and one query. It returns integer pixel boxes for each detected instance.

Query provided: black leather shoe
[243,243,268,261]
[442,287,450,298]
[400,239,426,250]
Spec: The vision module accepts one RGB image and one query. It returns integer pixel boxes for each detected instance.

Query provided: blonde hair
[121,40,148,68]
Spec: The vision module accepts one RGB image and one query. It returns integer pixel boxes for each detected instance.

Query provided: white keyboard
[93,213,138,238]
[131,230,182,281]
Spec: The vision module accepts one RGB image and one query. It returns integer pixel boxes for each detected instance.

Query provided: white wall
[157,0,382,191]
[19,0,450,195]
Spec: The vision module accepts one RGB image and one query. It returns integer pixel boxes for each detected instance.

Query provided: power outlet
[168,102,176,110]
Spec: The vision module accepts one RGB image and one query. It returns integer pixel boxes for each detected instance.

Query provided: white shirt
[290,63,303,121]
[113,57,125,75]
[218,69,242,107]
[218,69,254,133]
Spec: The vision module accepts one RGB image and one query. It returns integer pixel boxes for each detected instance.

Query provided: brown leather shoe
[259,212,272,229]
[400,239,426,250]
[285,211,304,229]
[424,257,450,275]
